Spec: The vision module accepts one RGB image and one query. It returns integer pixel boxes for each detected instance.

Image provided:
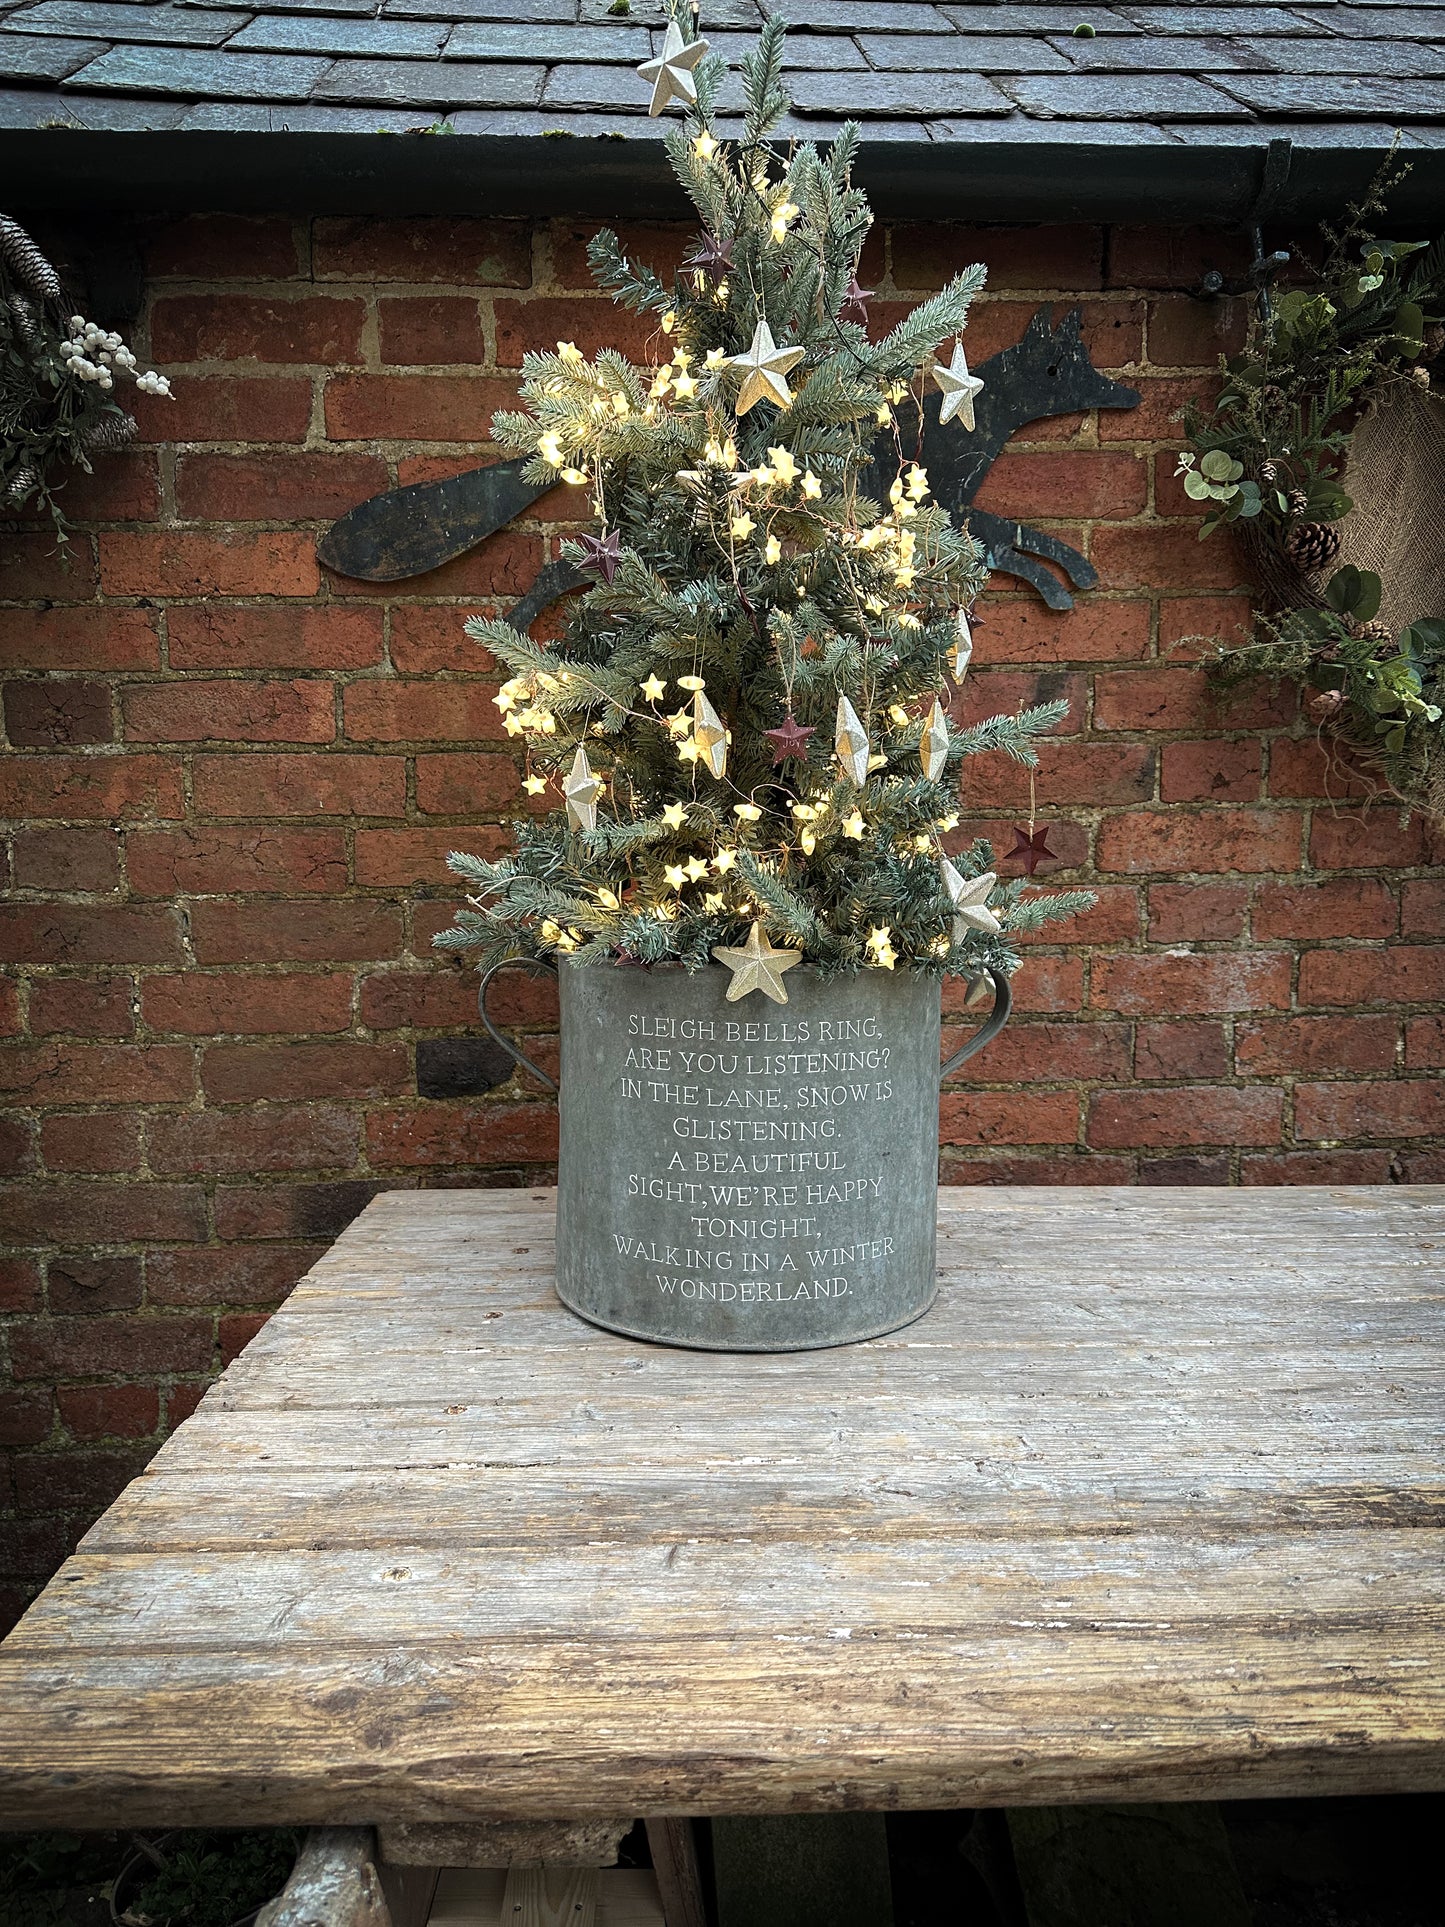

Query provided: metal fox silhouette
[318,305,1137,619]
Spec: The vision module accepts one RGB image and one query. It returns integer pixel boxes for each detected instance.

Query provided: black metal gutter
[2,127,1443,226]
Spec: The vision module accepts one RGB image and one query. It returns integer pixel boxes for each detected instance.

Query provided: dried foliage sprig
[1,213,173,543]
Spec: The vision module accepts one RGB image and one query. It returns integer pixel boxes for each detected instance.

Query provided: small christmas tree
[440,9,1089,995]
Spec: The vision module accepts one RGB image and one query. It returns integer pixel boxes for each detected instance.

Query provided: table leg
[643,1819,706,1927]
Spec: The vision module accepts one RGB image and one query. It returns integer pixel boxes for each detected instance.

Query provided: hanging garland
[1178,162,1445,819]
[1,213,172,544]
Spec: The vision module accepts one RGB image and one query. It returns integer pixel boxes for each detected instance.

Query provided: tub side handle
[478,957,559,1095]
[939,967,1011,1083]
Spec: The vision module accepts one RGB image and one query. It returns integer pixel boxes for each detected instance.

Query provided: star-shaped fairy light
[637,18,710,116]
[563,744,603,833]
[940,857,1001,939]
[920,697,950,782]
[726,320,805,416]
[764,713,815,764]
[692,688,728,780]
[1007,824,1057,876]
[711,921,802,1005]
[834,694,870,787]
[685,231,734,283]
[841,275,874,323]
[575,528,622,585]
[932,339,984,430]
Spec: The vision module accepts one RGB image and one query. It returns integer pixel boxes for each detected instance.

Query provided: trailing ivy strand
[1,213,173,544]
[1179,160,1445,820]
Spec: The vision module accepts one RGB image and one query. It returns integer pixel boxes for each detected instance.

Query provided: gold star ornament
[563,745,603,833]
[921,696,950,782]
[692,688,728,780]
[726,320,805,416]
[712,921,803,1005]
[932,340,984,430]
[636,18,710,116]
[835,694,870,787]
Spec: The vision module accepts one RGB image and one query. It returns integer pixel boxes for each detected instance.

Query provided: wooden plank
[642,1821,705,1927]
[381,1863,441,1927]
[502,1867,597,1927]
[430,1870,662,1926]
[17,1533,1445,1648]
[0,1187,1440,1829]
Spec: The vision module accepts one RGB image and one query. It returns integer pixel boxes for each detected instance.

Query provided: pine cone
[1285,487,1309,517]
[0,215,61,303]
[80,410,138,450]
[1257,459,1280,486]
[1308,688,1345,724]
[6,291,39,350]
[3,464,39,508]
[1285,521,1341,571]
[1352,618,1394,649]
[1421,322,1445,364]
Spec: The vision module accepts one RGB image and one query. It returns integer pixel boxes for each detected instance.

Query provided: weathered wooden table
[1,1187,1443,1916]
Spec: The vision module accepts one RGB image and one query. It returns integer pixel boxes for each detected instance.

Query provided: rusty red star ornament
[764,713,816,764]
[685,232,734,283]
[575,528,623,585]
[1007,824,1057,876]
[841,275,874,323]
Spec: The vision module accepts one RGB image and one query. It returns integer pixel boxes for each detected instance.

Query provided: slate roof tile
[861,31,1071,69]
[1,29,105,76]
[63,42,331,91]
[6,2,249,43]
[940,5,1138,29]
[0,76,188,118]
[1007,71,1252,116]
[1238,36,1445,75]
[693,26,867,67]
[385,0,577,18]
[1291,5,1445,34]
[791,67,1013,114]
[314,49,543,100]
[769,2,953,33]
[448,22,649,59]
[1219,71,1445,113]
[230,15,448,51]
[1116,6,1318,30]
[1047,33,1268,68]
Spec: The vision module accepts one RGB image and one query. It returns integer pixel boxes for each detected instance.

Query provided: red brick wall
[2,213,1441,1629]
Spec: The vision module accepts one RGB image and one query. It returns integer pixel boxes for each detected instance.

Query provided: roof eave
[2,125,1443,226]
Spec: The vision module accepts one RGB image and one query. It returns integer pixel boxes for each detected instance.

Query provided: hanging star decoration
[840,275,873,323]
[685,231,734,284]
[964,972,993,1009]
[575,527,622,585]
[834,695,870,787]
[932,339,985,430]
[563,744,603,833]
[726,320,805,416]
[711,921,802,1005]
[940,857,1001,944]
[764,713,815,764]
[1007,824,1057,876]
[952,608,974,682]
[920,697,950,782]
[636,17,710,116]
[692,688,728,780]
